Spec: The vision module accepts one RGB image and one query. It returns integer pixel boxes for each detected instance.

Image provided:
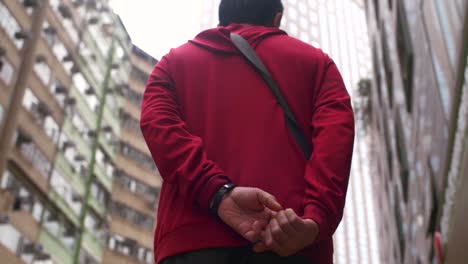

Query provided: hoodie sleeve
[140,55,231,210]
[302,58,355,242]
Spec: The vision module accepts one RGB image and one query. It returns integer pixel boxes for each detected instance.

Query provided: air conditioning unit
[22,0,38,8]
[58,4,73,19]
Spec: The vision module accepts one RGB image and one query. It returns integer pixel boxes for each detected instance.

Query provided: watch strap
[210,183,236,217]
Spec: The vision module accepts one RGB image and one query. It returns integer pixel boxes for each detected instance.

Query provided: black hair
[219,0,284,26]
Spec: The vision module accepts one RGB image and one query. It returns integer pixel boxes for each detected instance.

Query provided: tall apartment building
[200,1,379,263]
[365,0,468,263]
[0,0,159,263]
[104,45,160,264]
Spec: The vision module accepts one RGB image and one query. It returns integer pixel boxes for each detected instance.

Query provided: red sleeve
[140,55,230,210]
[302,58,355,242]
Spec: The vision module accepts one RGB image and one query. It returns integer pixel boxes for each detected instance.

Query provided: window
[121,111,141,135]
[0,224,21,253]
[115,170,160,203]
[50,170,82,214]
[108,235,136,256]
[73,72,98,111]
[79,250,99,264]
[44,116,60,143]
[396,0,414,113]
[125,87,143,107]
[15,130,51,178]
[120,142,158,172]
[42,21,58,46]
[51,80,68,107]
[34,57,52,86]
[130,66,150,85]
[90,181,108,205]
[0,56,15,85]
[79,42,104,83]
[0,2,24,49]
[85,211,102,233]
[71,112,92,143]
[110,201,154,230]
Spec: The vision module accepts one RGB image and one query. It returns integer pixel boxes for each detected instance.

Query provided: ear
[273,12,283,28]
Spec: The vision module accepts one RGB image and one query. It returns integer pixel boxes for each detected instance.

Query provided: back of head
[219,0,284,27]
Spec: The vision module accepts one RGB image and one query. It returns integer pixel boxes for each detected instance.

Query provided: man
[140,0,355,263]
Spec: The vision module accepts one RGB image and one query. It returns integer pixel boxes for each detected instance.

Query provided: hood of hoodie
[189,23,287,55]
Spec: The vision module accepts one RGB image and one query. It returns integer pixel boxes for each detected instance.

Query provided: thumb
[256,189,282,211]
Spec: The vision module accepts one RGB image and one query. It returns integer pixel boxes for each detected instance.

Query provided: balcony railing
[39,229,73,264]
[82,229,104,262]
[94,162,113,192]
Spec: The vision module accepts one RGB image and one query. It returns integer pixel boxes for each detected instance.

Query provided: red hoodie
[141,24,354,264]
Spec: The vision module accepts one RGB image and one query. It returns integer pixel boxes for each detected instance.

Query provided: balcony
[115,154,161,188]
[103,248,142,264]
[3,0,30,32]
[94,163,113,192]
[112,183,153,217]
[29,66,65,125]
[0,23,21,67]
[99,133,117,161]
[0,244,23,264]
[45,6,79,61]
[63,119,92,161]
[55,153,86,195]
[123,99,142,123]
[82,229,104,262]
[18,107,56,162]
[70,85,98,129]
[130,53,154,79]
[87,194,106,217]
[120,130,151,157]
[10,148,50,194]
[38,229,73,264]
[9,210,40,242]
[36,33,73,91]
[48,190,80,226]
[109,215,153,249]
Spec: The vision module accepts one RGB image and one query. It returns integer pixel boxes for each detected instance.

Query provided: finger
[276,210,297,236]
[253,241,267,253]
[244,221,262,242]
[285,208,306,231]
[264,223,279,250]
[270,218,288,245]
[244,229,260,242]
[252,220,265,234]
[257,190,283,211]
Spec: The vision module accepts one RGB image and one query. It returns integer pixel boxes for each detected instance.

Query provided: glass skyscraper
[200,1,379,263]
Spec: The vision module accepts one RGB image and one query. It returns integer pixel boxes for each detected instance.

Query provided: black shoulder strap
[230,33,312,159]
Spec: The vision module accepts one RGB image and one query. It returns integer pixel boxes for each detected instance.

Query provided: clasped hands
[217,187,319,256]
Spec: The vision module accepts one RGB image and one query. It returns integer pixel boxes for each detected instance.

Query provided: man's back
[141,24,354,264]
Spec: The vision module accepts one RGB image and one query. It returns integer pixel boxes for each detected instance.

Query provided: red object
[435,231,444,263]
[141,24,355,264]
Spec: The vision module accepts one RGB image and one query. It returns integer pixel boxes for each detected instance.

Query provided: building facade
[365,0,468,263]
[200,1,379,264]
[0,0,159,263]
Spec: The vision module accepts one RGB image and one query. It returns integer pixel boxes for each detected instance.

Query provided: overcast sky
[111,0,204,60]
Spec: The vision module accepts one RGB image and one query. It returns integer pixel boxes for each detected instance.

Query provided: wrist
[209,183,236,217]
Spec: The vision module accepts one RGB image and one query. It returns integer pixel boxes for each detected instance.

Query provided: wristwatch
[210,183,236,217]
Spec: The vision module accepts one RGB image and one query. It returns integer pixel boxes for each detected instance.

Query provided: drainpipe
[72,37,116,264]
